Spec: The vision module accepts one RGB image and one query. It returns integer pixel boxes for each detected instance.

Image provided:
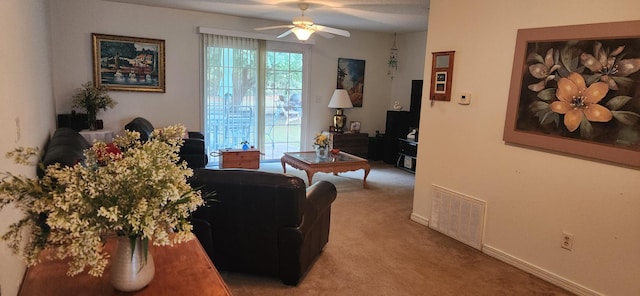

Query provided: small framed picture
[350,121,361,133]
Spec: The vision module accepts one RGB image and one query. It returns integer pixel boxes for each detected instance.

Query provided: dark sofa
[124,117,208,169]
[190,169,337,285]
[38,128,91,177]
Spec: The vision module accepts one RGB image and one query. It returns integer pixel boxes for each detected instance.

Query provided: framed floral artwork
[503,20,640,167]
[92,33,165,92]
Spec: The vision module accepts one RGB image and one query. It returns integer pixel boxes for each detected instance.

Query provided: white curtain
[202,34,259,160]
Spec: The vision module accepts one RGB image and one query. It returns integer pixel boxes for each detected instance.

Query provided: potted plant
[71,81,117,130]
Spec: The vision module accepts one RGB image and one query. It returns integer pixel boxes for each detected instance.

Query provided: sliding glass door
[263,49,303,160]
[203,35,306,165]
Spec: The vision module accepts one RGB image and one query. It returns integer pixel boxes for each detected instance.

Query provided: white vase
[110,236,155,292]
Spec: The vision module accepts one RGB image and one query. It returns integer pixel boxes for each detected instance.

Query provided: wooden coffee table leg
[281,159,287,173]
[305,170,315,186]
[363,167,370,189]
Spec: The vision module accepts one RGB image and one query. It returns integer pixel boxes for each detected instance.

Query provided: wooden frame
[92,33,165,92]
[503,21,640,167]
[429,51,455,101]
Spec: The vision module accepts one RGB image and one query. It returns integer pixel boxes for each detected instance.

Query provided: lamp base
[333,109,347,134]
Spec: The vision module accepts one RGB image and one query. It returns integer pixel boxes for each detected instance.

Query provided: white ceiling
[105,0,430,33]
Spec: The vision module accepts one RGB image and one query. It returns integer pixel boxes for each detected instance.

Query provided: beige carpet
[219,161,574,296]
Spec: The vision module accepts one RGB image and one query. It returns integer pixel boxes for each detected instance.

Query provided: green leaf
[142,237,149,264]
[583,74,602,85]
[560,46,574,71]
[579,117,594,139]
[606,96,632,111]
[537,88,557,102]
[540,111,559,125]
[530,101,549,113]
[612,111,640,125]
[611,76,634,89]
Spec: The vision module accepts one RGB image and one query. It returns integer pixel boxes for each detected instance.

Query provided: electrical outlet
[561,232,574,251]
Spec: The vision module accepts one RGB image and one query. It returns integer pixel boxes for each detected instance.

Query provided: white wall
[390,31,427,112]
[413,0,640,295]
[0,1,57,295]
[48,0,423,144]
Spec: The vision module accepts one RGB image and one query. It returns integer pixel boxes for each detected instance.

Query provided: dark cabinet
[383,111,410,164]
[332,132,369,158]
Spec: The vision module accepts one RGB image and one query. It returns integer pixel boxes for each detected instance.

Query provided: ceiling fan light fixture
[292,16,313,26]
[292,27,313,41]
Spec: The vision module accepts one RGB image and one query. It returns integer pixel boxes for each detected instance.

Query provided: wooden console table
[18,238,231,296]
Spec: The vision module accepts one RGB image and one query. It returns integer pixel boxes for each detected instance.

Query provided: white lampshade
[292,27,313,41]
[328,89,353,109]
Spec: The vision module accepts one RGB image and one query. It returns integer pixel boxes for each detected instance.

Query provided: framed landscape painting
[503,20,640,167]
[92,33,165,92]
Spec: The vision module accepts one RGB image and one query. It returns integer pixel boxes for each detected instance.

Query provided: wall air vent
[430,185,486,250]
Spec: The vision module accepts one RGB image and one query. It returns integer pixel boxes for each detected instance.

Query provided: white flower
[0,124,204,277]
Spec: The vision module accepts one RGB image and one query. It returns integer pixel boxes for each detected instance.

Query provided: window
[264,49,303,159]
[203,34,307,164]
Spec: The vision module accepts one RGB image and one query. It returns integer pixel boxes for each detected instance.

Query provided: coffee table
[281,151,371,188]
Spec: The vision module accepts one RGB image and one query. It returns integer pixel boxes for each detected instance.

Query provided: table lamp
[328,89,353,133]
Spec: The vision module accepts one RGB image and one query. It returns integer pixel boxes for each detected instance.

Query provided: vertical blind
[202,34,259,158]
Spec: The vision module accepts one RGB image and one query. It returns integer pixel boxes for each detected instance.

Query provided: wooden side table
[18,238,231,296]
[218,149,260,169]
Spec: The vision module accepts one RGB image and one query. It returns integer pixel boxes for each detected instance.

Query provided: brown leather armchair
[189,169,337,285]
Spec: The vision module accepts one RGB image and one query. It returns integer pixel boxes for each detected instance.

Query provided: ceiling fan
[254,3,351,41]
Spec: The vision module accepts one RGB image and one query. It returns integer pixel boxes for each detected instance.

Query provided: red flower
[95,142,122,164]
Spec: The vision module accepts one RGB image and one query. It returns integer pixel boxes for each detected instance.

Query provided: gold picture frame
[92,33,165,92]
[503,20,640,167]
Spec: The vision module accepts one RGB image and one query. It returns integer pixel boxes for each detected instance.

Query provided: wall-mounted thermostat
[459,92,471,105]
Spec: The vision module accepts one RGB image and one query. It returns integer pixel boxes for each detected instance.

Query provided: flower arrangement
[313,133,330,148]
[0,125,203,277]
[71,81,117,114]
[71,81,117,130]
[522,41,640,140]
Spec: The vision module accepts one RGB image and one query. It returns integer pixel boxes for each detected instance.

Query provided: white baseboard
[410,212,429,227]
[482,244,602,296]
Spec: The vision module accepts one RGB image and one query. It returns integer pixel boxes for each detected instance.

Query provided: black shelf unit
[396,138,418,173]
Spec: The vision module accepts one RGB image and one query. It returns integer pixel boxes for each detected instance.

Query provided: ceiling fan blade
[314,25,350,38]
[277,29,294,38]
[315,31,335,39]
[255,25,294,31]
